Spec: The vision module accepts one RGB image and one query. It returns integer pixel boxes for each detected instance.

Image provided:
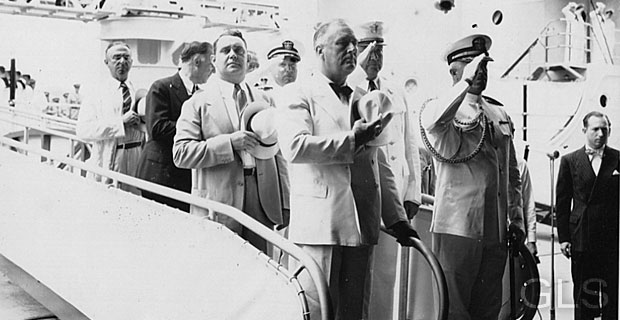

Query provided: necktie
[328,83,353,103]
[191,84,198,95]
[120,82,131,113]
[586,148,603,174]
[368,79,378,92]
[233,83,247,114]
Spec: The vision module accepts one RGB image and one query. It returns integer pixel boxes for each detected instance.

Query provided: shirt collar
[216,75,246,97]
[178,72,194,95]
[585,145,605,156]
[318,71,350,90]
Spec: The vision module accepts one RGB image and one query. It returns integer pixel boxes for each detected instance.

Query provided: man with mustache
[557,111,619,320]
[136,42,213,212]
[77,41,145,194]
[173,30,289,253]
[276,19,417,320]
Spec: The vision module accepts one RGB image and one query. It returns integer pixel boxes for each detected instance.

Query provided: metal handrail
[380,222,449,320]
[0,124,333,320]
[502,18,619,78]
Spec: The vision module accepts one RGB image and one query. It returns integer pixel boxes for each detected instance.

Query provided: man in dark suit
[557,110,619,320]
[137,42,213,212]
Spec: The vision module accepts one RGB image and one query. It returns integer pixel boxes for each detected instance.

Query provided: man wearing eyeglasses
[77,41,145,194]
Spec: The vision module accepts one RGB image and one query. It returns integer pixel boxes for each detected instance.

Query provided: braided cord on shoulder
[418,97,487,164]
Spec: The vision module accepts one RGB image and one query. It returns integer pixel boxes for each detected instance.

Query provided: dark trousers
[572,250,619,320]
[432,233,507,320]
[296,244,374,320]
[241,172,274,254]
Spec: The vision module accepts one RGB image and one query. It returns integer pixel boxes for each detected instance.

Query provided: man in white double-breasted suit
[276,19,417,320]
[173,30,289,254]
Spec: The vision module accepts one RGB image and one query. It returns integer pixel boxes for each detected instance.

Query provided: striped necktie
[233,83,247,114]
[120,81,131,113]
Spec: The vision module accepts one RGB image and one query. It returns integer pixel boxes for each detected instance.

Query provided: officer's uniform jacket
[421,81,524,242]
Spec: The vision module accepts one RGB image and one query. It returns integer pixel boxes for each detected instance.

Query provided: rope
[419,97,487,164]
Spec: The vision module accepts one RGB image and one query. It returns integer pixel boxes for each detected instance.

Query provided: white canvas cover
[0,148,305,320]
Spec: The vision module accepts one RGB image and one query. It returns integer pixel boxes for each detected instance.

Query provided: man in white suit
[276,19,417,320]
[77,41,144,194]
[173,30,289,253]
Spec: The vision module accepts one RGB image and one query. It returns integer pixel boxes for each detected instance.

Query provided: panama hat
[241,101,279,159]
[357,90,394,147]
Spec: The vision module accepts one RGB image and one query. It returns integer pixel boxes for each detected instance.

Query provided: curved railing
[380,225,449,320]
[0,105,332,320]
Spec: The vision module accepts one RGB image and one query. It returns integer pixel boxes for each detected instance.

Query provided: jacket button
[391,156,397,161]
[389,141,395,145]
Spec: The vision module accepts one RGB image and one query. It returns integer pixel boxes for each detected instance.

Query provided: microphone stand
[548,150,559,320]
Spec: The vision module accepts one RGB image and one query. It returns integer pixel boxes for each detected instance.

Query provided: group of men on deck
[75,17,618,320]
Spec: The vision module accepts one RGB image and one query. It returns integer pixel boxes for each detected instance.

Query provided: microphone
[524,144,561,159]
[548,150,560,159]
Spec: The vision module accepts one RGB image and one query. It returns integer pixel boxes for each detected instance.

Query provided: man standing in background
[557,111,619,320]
[137,41,213,212]
[77,41,144,194]
[349,20,422,319]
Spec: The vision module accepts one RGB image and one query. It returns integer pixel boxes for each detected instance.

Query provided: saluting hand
[466,55,493,96]
[358,41,377,71]
[230,130,260,151]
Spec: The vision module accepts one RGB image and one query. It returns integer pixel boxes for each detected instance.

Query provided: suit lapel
[312,78,352,131]
[211,79,236,133]
[590,146,619,200]
[573,146,598,202]
[170,73,190,106]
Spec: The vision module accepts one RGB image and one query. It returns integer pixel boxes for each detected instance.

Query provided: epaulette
[482,95,504,106]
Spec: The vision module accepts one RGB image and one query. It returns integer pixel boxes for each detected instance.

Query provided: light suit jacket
[276,73,407,246]
[76,76,135,172]
[421,81,524,242]
[173,77,289,231]
[557,145,619,252]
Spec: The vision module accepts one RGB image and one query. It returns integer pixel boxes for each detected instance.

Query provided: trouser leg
[241,173,273,254]
[432,233,482,320]
[469,241,507,320]
[572,251,600,320]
